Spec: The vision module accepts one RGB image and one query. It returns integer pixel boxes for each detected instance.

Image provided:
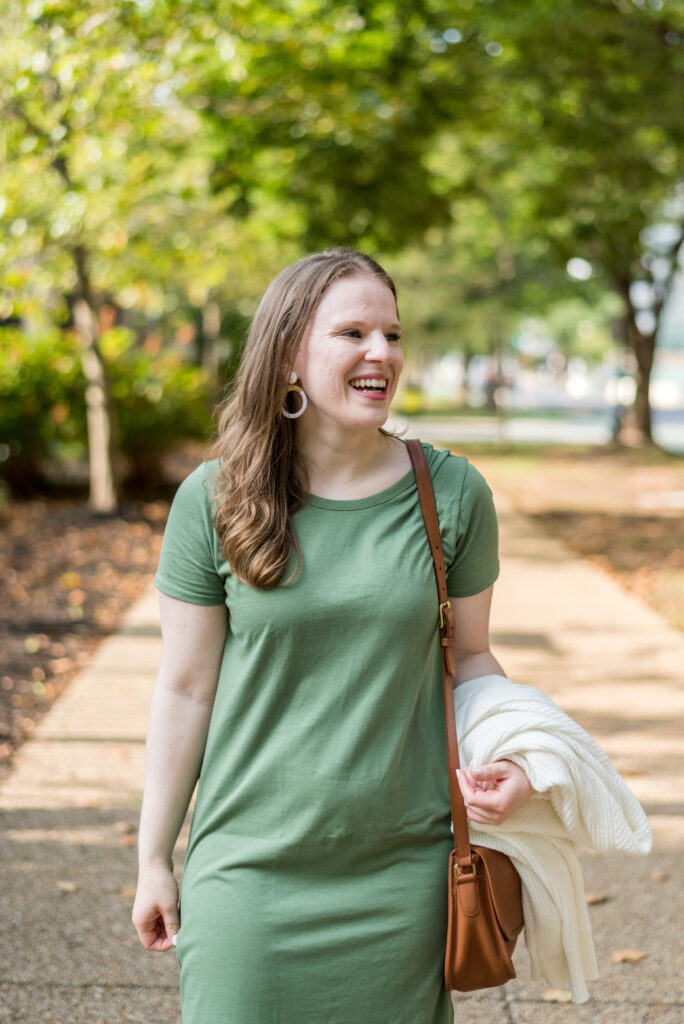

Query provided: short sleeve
[445,462,500,597]
[154,464,226,606]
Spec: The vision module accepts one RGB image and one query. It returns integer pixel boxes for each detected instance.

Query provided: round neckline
[304,441,423,510]
[305,468,417,509]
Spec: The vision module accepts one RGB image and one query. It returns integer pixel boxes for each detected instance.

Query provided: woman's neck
[296,430,411,501]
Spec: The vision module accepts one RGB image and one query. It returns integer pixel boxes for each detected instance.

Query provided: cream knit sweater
[453,674,652,1003]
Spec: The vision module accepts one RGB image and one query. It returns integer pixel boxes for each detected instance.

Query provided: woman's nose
[364,330,393,360]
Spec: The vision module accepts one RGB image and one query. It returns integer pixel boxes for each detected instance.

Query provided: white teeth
[350,377,387,389]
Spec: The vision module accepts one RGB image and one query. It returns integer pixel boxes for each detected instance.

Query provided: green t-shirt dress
[154,441,499,1024]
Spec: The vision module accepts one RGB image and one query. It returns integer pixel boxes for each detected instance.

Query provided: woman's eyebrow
[330,318,402,332]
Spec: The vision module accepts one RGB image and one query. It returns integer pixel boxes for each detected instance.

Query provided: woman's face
[292,274,403,436]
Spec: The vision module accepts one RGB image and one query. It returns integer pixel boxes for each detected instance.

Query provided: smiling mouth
[349,376,388,395]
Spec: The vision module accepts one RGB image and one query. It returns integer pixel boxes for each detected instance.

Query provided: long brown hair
[209,248,398,589]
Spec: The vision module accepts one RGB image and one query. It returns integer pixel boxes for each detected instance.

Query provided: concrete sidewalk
[1,493,682,1024]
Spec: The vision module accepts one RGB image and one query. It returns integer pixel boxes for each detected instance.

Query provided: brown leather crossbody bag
[406,439,524,992]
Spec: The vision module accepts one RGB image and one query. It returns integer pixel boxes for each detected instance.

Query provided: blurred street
[393,410,684,453]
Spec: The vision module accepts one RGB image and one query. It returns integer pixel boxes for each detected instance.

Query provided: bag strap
[406,439,474,870]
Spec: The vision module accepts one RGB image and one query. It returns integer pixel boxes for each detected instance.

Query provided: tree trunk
[614,280,657,447]
[631,331,655,444]
[72,248,120,512]
[460,346,473,405]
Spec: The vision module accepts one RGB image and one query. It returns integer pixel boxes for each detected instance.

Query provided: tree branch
[8,101,71,187]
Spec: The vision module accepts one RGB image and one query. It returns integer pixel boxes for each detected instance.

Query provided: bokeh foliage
[0,328,212,490]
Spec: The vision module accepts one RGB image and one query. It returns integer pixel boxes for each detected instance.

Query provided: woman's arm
[448,585,536,823]
[132,593,228,951]
[449,585,506,686]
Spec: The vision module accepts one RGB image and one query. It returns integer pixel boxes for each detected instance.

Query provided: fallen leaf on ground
[542,989,572,1003]
[120,885,138,899]
[612,949,647,964]
[59,572,80,589]
[48,657,75,674]
[120,834,137,847]
[650,870,669,882]
[113,821,136,834]
[585,891,609,905]
[56,880,79,893]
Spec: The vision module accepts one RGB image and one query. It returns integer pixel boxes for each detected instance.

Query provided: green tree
[464,0,684,442]
[182,0,684,440]
[0,0,290,507]
[1,1,178,506]
[4,0,683,465]
[166,0,493,251]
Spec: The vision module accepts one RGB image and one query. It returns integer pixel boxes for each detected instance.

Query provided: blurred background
[1,0,683,765]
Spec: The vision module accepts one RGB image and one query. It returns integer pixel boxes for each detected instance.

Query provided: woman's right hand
[132,863,180,952]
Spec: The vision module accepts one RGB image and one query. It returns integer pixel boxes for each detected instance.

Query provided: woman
[132,248,535,1023]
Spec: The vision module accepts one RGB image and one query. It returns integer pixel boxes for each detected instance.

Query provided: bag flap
[473,846,524,940]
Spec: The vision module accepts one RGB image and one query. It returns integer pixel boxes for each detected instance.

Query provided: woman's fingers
[161,903,181,950]
[470,762,512,784]
[465,808,503,825]
[133,908,179,951]
[456,760,535,824]
[456,767,477,801]
[134,911,169,951]
[458,768,505,808]
[457,768,503,821]
[132,869,180,952]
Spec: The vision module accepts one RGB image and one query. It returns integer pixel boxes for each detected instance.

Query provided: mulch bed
[0,493,171,781]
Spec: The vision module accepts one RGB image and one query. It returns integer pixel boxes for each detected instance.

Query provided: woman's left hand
[456,760,536,825]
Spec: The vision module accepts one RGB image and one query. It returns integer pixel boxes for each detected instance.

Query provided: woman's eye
[339,328,401,342]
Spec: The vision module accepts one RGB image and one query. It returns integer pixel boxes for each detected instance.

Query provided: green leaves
[1,0,683,401]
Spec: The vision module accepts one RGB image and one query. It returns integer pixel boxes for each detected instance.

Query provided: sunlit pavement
[0,489,682,1023]
[456,488,684,1024]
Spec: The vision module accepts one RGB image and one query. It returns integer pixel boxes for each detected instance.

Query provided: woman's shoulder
[417,443,499,590]
[421,442,491,499]
[171,459,221,512]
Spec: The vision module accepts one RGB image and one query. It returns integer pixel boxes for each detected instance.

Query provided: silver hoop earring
[282,371,308,419]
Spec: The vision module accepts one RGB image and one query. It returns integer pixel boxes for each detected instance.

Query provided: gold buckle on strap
[455,861,477,879]
[439,600,451,629]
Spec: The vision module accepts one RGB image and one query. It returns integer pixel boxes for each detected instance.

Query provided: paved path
[1,486,682,1023]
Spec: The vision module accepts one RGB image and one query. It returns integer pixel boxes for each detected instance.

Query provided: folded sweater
[453,674,652,1003]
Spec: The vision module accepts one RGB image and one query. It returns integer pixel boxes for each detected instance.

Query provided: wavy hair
[209,248,398,589]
